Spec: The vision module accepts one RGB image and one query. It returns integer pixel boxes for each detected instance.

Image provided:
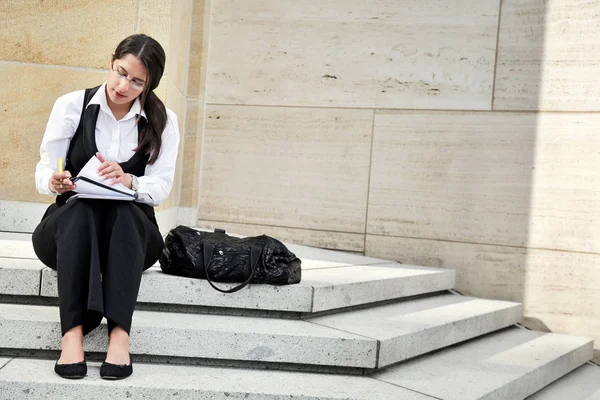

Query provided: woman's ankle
[62,325,84,341]
[58,325,85,364]
[106,326,131,365]
[108,326,129,344]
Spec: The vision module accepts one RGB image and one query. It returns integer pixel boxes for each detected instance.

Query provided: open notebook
[66,156,137,203]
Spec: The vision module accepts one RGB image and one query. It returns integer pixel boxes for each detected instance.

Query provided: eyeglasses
[111,65,145,91]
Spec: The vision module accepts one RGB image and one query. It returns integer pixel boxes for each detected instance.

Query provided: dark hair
[112,34,167,164]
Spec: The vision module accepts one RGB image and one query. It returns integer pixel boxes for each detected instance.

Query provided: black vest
[55,85,157,226]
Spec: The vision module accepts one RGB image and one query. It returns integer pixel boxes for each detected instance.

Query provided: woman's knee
[142,222,163,270]
[32,219,57,269]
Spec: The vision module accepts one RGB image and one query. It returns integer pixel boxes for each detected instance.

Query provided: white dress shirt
[35,82,180,206]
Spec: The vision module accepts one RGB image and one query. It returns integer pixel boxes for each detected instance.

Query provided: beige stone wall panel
[368,110,600,253]
[187,0,211,99]
[494,0,600,111]
[138,0,172,72]
[159,78,187,209]
[191,100,205,206]
[153,78,168,103]
[207,0,499,109]
[0,0,136,68]
[168,0,192,95]
[138,0,172,47]
[0,64,106,202]
[197,220,365,252]
[199,105,373,233]
[365,234,600,357]
[180,99,202,207]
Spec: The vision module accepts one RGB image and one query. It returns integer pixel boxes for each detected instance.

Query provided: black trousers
[32,200,163,337]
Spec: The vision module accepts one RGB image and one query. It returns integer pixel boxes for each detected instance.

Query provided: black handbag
[159,226,302,293]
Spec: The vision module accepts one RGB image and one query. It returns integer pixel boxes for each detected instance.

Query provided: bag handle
[202,242,263,293]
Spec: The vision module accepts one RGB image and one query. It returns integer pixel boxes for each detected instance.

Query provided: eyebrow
[116,65,146,84]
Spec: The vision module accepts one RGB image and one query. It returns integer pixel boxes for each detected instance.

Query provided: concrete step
[50,263,455,314]
[0,254,456,316]
[373,327,594,400]
[0,232,30,240]
[0,357,431,400]
[310,293,522,368]
[0,294,520,371]
[526,363,600,400]
[0,238,35,260]
[0,330,594,399]
[0,258,42,296]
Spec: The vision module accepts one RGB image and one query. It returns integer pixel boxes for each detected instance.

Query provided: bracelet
[128,174,139,192]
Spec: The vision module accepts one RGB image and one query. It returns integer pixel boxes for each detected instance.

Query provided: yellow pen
[58,157,63,174]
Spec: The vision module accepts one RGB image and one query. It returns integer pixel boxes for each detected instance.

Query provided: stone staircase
[0,231,597,399]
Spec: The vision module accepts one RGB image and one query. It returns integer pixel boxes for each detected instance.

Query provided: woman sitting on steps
[32,34,180,380]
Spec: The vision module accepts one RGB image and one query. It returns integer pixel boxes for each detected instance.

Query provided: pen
[58,157,75,184]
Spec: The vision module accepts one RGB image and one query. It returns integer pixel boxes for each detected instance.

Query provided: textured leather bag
[159,226,302,293]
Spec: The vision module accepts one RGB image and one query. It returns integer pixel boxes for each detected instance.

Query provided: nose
[118,78,131,93]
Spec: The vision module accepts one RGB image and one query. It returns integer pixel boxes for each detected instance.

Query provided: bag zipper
[215,250,248,256]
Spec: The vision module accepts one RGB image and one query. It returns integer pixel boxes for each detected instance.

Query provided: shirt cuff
[36,169,57,196]
[135,177,158,206]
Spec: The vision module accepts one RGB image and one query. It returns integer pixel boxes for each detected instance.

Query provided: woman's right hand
[48,171,77,194]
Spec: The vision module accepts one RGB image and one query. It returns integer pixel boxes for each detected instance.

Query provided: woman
[32,34,179,380]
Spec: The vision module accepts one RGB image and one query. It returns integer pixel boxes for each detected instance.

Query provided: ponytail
[136,90,166,164]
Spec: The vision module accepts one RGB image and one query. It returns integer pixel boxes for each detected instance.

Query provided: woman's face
[106,54,148,106]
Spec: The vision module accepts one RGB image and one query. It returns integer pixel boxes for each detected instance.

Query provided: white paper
[72,156,135,198]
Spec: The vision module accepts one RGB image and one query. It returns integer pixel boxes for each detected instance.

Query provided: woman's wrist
[48,179,58,195]
[126,174,139,191]
[123,173,133,189]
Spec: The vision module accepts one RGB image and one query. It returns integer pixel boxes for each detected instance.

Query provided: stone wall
[195,0,600,360]
[0,0,192,231]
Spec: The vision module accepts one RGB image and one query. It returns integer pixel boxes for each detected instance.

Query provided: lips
[115,91,126,99]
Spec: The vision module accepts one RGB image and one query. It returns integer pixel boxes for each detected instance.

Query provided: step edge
[480,339,594,400]
[0,265,460,314]
[377,303,523,368]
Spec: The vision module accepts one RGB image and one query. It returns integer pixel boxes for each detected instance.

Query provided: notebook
[66,156,137,203]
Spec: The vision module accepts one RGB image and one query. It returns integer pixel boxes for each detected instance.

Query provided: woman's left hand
[96,152,132,188]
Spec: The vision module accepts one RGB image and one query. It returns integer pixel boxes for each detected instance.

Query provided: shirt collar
[88,82,147,121]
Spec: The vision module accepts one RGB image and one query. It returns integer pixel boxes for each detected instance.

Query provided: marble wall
[0,0,189,217]
[195,0,600,359]
[179,0,211,221]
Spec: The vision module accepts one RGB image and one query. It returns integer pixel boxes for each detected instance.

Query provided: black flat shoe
[100,357,133,380]
[54,360,87,379]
